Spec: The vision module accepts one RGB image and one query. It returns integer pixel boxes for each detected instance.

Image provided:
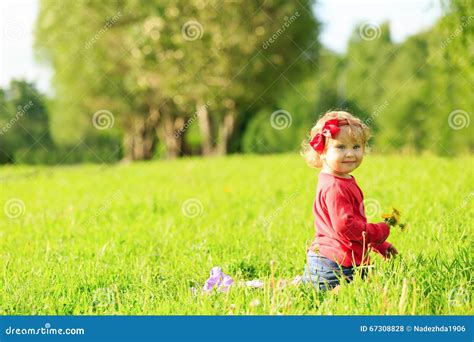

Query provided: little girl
[301,110,398,291]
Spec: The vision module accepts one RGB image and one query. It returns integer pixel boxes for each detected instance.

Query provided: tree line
[0,0,471,164]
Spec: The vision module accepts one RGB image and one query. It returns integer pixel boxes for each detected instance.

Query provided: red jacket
[309,172,391,267]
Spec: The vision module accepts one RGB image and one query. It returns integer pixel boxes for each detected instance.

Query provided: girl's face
[321,126,364,177]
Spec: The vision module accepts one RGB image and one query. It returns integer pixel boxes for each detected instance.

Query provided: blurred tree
[375,33,432,153]
[35,1,143,160]
[35,0,320,159]
[194,0,319,155]
[242,48,340,154]
[426,0,474,154]
[342,11,472,155]
[32,0,472,161]
[0,87,14,163]
[344,22,395,120]
[439,0,474,82]
[0,80,52,163]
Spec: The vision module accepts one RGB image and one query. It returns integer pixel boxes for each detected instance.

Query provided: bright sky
[0,0,443,94]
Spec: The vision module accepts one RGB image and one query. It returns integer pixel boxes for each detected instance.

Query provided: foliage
[1,0,471,165]
[0,80,52,163]
[34,0,320,159]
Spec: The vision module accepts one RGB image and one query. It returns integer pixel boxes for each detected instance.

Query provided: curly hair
[301,110,371,168]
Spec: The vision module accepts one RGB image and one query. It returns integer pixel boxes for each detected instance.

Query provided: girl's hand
[385,245,398,259]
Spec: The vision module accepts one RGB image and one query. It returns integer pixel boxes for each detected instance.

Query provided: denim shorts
[302,251,359,290]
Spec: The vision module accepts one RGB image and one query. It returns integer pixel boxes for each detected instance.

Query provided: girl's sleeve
[325,184,390,244]
[371,241,392,258]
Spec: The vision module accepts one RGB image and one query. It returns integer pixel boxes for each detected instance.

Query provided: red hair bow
[309,119,347,153]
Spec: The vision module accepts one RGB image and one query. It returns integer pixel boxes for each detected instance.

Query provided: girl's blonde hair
[301,110,371,168]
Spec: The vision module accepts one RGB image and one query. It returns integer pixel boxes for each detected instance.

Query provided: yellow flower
[392,208,401,224]
[382,207,407,231]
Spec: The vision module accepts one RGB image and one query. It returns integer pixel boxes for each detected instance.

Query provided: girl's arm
[325,184,390,245]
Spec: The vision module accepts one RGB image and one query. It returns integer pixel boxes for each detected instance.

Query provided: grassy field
[0,154,472,315]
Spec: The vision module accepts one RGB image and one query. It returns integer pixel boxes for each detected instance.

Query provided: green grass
[0,154,472,315]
